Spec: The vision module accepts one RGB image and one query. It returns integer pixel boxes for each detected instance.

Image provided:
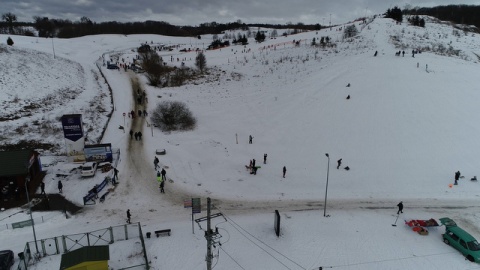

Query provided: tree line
[0,14,323,38]
[403,5,480,30]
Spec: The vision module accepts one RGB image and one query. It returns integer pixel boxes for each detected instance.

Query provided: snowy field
[2,16,480,269]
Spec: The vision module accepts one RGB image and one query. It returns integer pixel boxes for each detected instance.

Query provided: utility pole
[206,197,213,270]
[194,197,224,270]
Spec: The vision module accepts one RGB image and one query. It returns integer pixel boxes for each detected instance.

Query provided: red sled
[405,218,439,235]
[405,218,439,227]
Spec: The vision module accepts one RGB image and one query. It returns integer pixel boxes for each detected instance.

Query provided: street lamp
[324,153,330,217]
[24,176,39,255]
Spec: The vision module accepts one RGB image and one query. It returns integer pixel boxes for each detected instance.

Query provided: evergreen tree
[385,6,403,23]
[255,31,266,42]
[195,52,207,73]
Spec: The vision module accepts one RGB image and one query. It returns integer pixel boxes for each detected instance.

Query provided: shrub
[7,37,13,46]
[151,101,196,131]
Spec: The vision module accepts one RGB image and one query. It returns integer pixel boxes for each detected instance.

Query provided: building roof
[60,246,110,269]
[0,150,33,177]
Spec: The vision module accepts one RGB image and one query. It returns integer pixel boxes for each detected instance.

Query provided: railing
[17,222,148,270]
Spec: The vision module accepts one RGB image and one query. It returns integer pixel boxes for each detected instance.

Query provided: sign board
[84,144,113,163]
[274,210,280,237]
[184,199,192,208]
[192,198,201,214]
[61,114,85,163]
[12,219,34,229]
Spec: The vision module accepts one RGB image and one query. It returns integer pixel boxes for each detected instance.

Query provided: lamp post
[324,153,330,217]
[51,35,56,59]
[24,176,39,254]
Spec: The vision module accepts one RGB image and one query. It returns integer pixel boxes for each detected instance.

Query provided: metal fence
[0,211,59,232]
[17,222,148,270]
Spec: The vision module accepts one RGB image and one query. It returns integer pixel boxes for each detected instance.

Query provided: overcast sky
[4,0,480,26]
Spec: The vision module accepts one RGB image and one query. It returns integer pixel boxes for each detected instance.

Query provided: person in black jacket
[58,180,63,193]
[454,171,461,185]
[161,168,167,180]
[40,181,46,195]
[397,201,403,214]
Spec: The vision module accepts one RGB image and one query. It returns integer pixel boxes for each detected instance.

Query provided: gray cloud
[3,0,480,26]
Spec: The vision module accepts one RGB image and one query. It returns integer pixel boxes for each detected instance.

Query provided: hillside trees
[408,15,425,27]
[255,31,266,42]
[343,25,358,39]
[385,6,403,23]
[2,12,17,34]
[33,16,55,37]
[195,52,207,73]
[403,5,480,30]
[207,39,229,50]
[233,34,248,45]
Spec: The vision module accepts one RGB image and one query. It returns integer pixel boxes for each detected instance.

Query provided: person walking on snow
[154,157,159,170]
[157,171,163,191]
[40,181,46,195]
[112,168,119,184]
[249,135,253,144]
[264,154,267,164]
[283,166,287,178]
[129,130,133,139]
[397,201,403,214]
[126,209,131,224]
[160,179,165,193]
[58,180,63,193]
[161,168,167,181]
[138,131,143,140]
[454,171,461,185]
[337,158,342,169]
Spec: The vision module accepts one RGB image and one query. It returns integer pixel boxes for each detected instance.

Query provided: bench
[154,229,171,237]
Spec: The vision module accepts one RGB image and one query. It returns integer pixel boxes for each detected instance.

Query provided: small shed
[0,149,43,208]
[60,246,110,270]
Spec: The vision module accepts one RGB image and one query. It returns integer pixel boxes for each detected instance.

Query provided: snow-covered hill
[1,16,480,269]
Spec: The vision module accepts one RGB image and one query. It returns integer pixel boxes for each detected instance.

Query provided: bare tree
[270,29,278,38]
[140,50,168,86]
[343,25,358,39]
[195,52,207,73]
[2,12,17,34]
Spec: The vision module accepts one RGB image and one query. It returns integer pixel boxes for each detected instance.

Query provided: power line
[220,246,246,270]
[218,208,305,270]
[311,251,458,269]
[221,213,294,269]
